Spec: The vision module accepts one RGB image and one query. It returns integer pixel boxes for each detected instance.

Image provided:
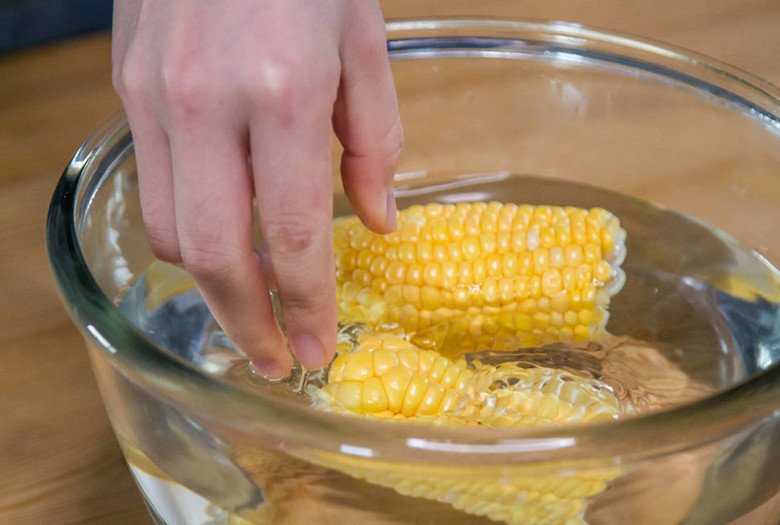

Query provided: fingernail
[386,190,397,231]
[250,357,288,380]
[290,333,327,370]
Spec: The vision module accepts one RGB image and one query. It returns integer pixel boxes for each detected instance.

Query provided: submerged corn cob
[335,202,626,353]
[308,330,622,524]
[313,331,619,427]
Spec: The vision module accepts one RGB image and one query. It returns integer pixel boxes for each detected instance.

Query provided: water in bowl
[118,174,780,524]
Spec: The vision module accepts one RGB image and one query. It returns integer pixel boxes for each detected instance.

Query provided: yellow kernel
[446,242,462,261]
[487,254,503,277]
[385,261,406,285]
[601,227,616,256]
[423,262,441,286]
[399,219,421,242]
[428,356,452,381]
[513,312,534,331]
[584,243,602,263]
[402,285,421,306]
[385,285,402,305]
[540,227,556,248]
[550,246,565,267]
[537,297,550,312]
[398,242,416,264]
[369,237,385,254]
[341,350,374,381]
[439,389,461,412]
[333,381,362,412]
[405,263,423,285]
[328,353,350,382]
[594,260,612,283]
[518,252,533,275]
[533,248,550,273]
[433,244,448,261]
[369,256,388,277]
[576,264,592,287]
[574,324,591,340]
[353,269,372,287]
[430,216,448,243]
[562,267,577,290]
[447,216,465,240]
[461,236,480,260]
[380,335,407,350]
[464,215,481,236]
[337,250,357,271]
[426,202,444,216]
[402,375,428,416]
[397,347,419,369]
[542,269,563,296]
[441,260,458,289]
[519,298,537,313]
[587,224,601,243]
[499,278,515,302]
[453,285,470,307]
[417,241,433,262]
[557,227,571,246]
[473,259,487,284]
[550,293,570,313]
[502,253,518,278]
[417,350,437,375]
[533,312,551,329]
[564,311,578,326]
[530,276,542,298]
[374,348,402,375]
[381,366,413,413]
[371,278,386,294]
[416,384,445,415]
[565,244,583,266]
[480,233,497,255]
[582,284,597,307]
[511,231,527,251]
[421,286,441,310]
[356,249,373,269]
[482,278,499,304]
[578,309,596,325]
[361,377,388,413]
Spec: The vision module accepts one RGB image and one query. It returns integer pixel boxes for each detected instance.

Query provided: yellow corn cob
[335,202,626,353]
[313,331,619,427]
[307,330,622,524]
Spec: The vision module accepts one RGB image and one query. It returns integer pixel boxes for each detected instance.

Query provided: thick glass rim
[47,19,780,467]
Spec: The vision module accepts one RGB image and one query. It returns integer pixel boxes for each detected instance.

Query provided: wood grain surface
[1,2,779,524]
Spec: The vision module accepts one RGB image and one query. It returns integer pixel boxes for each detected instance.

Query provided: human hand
[112,0,402,377]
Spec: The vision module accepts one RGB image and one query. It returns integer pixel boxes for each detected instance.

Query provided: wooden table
[2,2,779,523]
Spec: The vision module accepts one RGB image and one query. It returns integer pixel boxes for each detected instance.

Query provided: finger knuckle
[264,216,318,259]
[114,50,148,104]
[145,228,181,264]
[245,51,337,124]
[180,239,235,281]
[160,56,216,123]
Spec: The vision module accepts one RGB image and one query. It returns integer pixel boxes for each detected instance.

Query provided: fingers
[333,1,402,235]
[168,118,290,377]
[128,114,181,264]
[251,91,338,371]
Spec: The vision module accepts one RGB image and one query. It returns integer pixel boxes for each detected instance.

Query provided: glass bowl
[47,19,780,525]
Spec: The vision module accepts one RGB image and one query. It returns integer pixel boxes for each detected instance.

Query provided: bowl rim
[47,18,780,466]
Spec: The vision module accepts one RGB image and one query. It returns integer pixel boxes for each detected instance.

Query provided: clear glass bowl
[47,19,780,525]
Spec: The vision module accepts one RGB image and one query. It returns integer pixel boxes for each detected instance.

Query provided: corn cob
[307,329,622,524]
[335,202,626,354]
[312,331,620,427]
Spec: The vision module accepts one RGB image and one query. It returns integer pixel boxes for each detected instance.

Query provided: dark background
[0,0,112,53]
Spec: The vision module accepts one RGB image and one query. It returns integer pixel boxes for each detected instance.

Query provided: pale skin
[112,1,401,378]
